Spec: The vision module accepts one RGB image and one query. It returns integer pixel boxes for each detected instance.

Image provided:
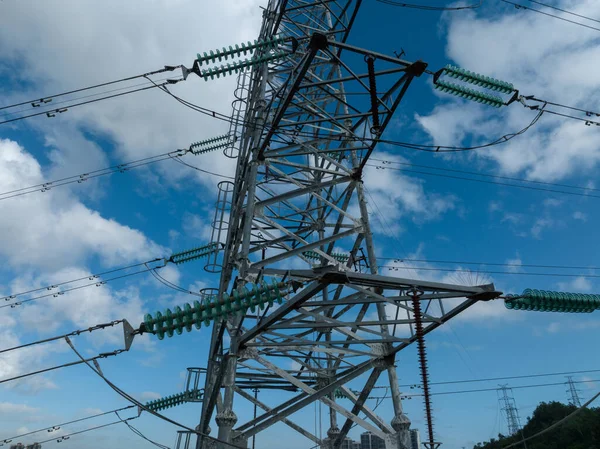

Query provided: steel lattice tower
[565,376,582,407]
[498,385,522,436]
[191,1,501,448]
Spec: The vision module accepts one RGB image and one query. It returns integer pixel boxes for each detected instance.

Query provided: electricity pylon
[498,385,522,436]
[566,376,582,407]
[193,1,501,448]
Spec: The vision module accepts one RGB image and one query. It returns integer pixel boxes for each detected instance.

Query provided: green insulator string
[145,389,203,412]
[143,280,290,340]
[434,80,504,108]
[442,65,514,94]
[302,250,349,263]
[199,51,291,81]
[505,289,600,313]
[334,388,347,399]
[189,134,231,155]
[196,36,287,66]
[333,388,360,399]
[168,242,221,265]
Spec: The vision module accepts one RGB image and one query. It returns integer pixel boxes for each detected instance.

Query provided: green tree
[473,401,600,449]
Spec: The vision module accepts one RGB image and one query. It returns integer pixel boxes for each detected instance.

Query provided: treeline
[473,401,600,449]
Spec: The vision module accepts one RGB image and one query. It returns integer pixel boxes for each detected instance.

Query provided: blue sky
[1,1,600,449]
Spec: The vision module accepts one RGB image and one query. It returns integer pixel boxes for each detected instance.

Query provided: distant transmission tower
[498,385,522,436]
[565,376,582,407]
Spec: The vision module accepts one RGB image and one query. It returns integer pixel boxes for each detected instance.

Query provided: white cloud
[0,139,165,269]
[0,402,40,414]
[581,376,598,390]
[505,254,522,274]
[362,152,456,234]
[557,276,592,293]
[139,391,162,402]
[531,218,554,239]
[416,1,600,183]
[0,329,62,393]
[543,198,562,208]
[573,211,587,222]
[182,212,214,242]
[0,0,262,191]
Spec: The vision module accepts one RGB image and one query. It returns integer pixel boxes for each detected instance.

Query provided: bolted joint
[391,413,411,432]
[215,409,238,428]
[239,346,259,360]
[315,375,331,390]
[350,167,362,182]
[327,425,340,439]
[372,358,388,370]
[406,60,428,77]
[309,32,329,51]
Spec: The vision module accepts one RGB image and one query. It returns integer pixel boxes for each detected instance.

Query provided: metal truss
[194,1,502,448]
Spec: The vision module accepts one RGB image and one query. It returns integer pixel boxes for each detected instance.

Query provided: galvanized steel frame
[194,1,501,448]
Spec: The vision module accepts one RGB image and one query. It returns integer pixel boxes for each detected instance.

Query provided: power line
[399,368,600,388]
[36,415,139,445]
[375,0,483,11]
[401,378,600,398]
[66,337,247,449]
[146,263,203,297]
[379,257,600,271]
[500,0,600,33]
[115,410,171,449]
[379,109,543,153]
[0,81,181,126]
[0,75,181,121]
[168,153,235,180]
[0,66,181,112]
[0,265,154,310]
[0,320,124,355]
[0,405,135,444]
[0,348,126,385]
[385,264,600,278]
[0,259,160,304]
[0,147,231,202]
[370,158,600,194]
[526,0,600,24]
[369,164,600,200]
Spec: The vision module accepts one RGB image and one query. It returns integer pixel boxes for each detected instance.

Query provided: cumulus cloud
[557,276,592,293]
[139,391,162,402]
[0,402,40,414]
[0,328,63,393]
[416,1,600,183]
[0,139,165,269]
[505,254,522,274]
[0,138,166,391]
[0,0,262,191]
[362,152,457,234]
